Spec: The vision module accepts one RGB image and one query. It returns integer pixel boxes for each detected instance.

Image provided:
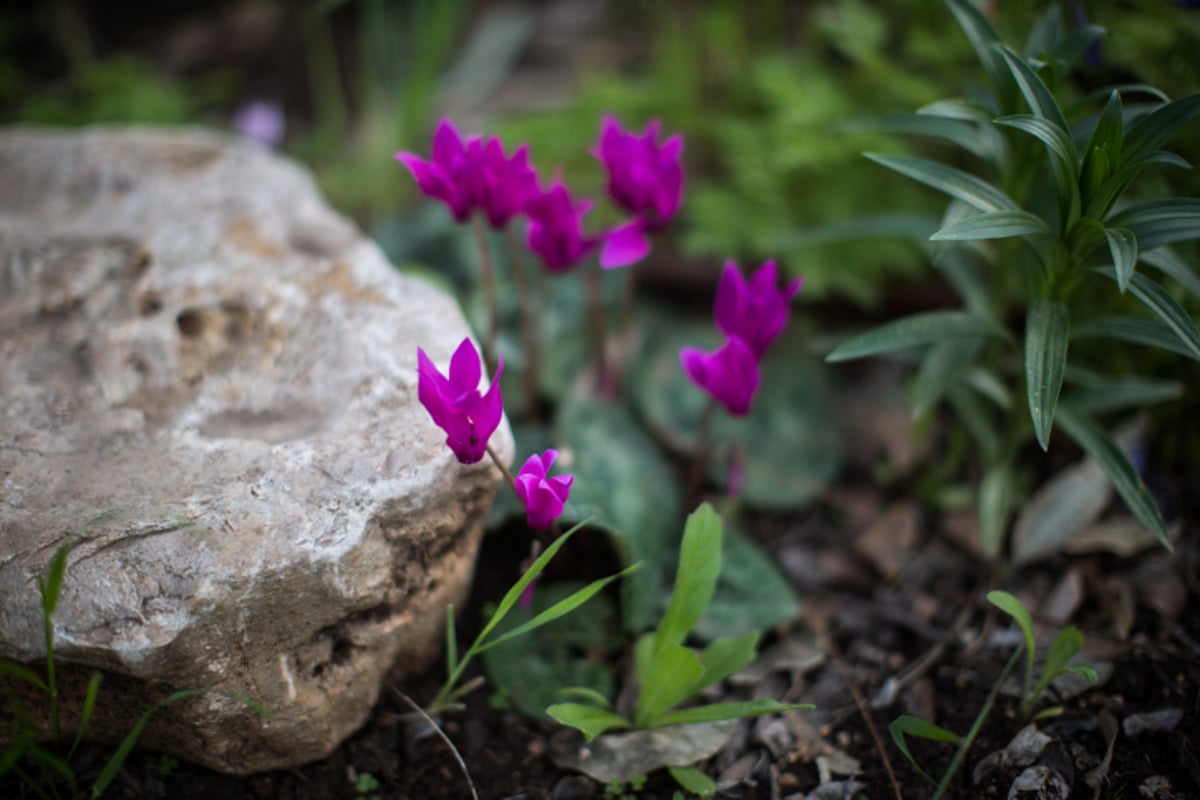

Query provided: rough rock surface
[0,126,512,774]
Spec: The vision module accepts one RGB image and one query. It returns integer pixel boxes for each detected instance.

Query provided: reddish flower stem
[486,443,516,493]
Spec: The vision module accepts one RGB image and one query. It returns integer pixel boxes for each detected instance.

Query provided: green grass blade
[930,209,1052,241]
[1024,299,1070,450]
[888,715,961,786]
[1056,406,1172,551]
[653,699,813,728]
[68,672,103,760]
[0,660,49,692]
[39,546,71,618]
[445,604,458,680]
[865,153,1017,213]
[826,311,1006,362]
[476,563,640,652]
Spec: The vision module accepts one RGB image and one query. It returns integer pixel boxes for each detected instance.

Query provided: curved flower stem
[687,397,718,509]
[584,267,612,397]
[487,443,516,493]
[472,216,499,371]
[507,225,539,417]
[614,265,638,398]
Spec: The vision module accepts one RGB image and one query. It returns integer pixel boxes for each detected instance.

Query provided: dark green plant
[827,0,1200,557]
[0,545,268,799]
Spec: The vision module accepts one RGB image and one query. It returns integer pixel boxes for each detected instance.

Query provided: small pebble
[551,775,595,800]
[1123,708,1183,737]
[1008,765,1070,800]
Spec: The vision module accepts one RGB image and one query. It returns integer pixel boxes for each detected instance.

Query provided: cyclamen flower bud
[714,260,803,358]
[513,449,573,531]
[679,335,761,416]
[416,338,504,464]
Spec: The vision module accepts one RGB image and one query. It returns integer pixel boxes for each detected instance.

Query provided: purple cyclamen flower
[680,335,761,416]
[594,115,684,231]
[714,260,802,358]
[525,181,648,272]
[396,119,486,223]
[470,137,540,228]
[417,338,504,464]
[513,449,574,531]
[234,100,285,147]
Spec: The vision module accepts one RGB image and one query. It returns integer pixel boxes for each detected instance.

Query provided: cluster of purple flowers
[396,116,683,272]
[680,261,802,416]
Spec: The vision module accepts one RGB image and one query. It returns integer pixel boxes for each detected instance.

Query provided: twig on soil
[814,618,903,800]
[391,687,480,800]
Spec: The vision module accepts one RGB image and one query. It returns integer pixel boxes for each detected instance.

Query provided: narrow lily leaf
[912,339,980,417]
[1121,92,1200,167]
[995,114,1078,184]
[1106,199,1200,250]
[546,703,630,741]
[1056,406,1172,551]
[945,0,1008,104]
[1071,315,1200,361]
[1095,267,1200,360]
[1025,299,1071,451]
[978,464,1014,559]
[889,715,961,786]
[667,766,717,798]
[1076,83,1169,107]
[1023,5,1061,63]
[478,563,641,653]
[653,698,813,728]
[1080,91,1124,206]
[1104,227,1138,292]
[1049,24,1106,71]
[996,45,1072,134]
[655,503,722,652]
[1063,375,1183,414]
[947,385,1002,461]
[826,311,1005,362]
[848,113,994,160]
[1142,151,1192,170]
[865,153,1017,212]
[931,209,1052,241]
[1140,248,1200,297]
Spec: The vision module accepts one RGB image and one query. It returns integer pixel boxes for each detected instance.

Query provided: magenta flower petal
[713,260,802,358]
[594,115,685,231]
[599,220,650,269]
[525,182,600,272]
[514,449,573,530]
[476,139,540,228]
[680,335,761,416]
[416,338,504,464]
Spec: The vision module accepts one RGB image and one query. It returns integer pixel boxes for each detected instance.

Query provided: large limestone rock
[0,126,511,774]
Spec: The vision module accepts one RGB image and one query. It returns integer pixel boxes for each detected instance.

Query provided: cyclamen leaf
[1025,298,1070,451]
[546,703,630,741]
[865,153,1017,213]
[1056,406,1171,551]
[1104,227,1138,292]
[826,311,1006,362]
[1070,315,1200,361]
[1106,199,1200,251]
[930,209,1052,241]
[1094,267,1200,360]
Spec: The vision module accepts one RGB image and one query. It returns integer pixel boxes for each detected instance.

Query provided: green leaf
[1081,90,1124,208]
[826,311,1005,362]
[656,504,722,652]
[1065,664,1099,683]
[635,642,705,727]
[1056,406,1172,551]
[944,0,1009,106]
[1140,248,1200,297]
[1025,299,1070,450]
[1063,374,1182,415]
[1106,199,1200,250]
[0,660,48,692]
[1048,25,1106,73]
[546,703,631,741]
[995,45,1072,134]
[445,604,457,679]
[478,563,641,653]
[1121,92,1200,168]
[912,339,981,418]
[888,714,961,786]
[1037,626,1084,694]
[847,113,995,161]
[947,385,1002,461]
[1104,227,1138,292]
[1094,268,1200,360]
[864,153,1017,213]
[930,209,1052,241]
[693,632,759,695]
[978,464,1014,559]
[987,590,1036,697]
[995,114,1078,185]
[559,397,681,631]
[667,766,717,798]
[693,526,800,640]
[555,686,614,709]
[68,672,103,760]
[653,698,813,728]
[1070,315,1200,361]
